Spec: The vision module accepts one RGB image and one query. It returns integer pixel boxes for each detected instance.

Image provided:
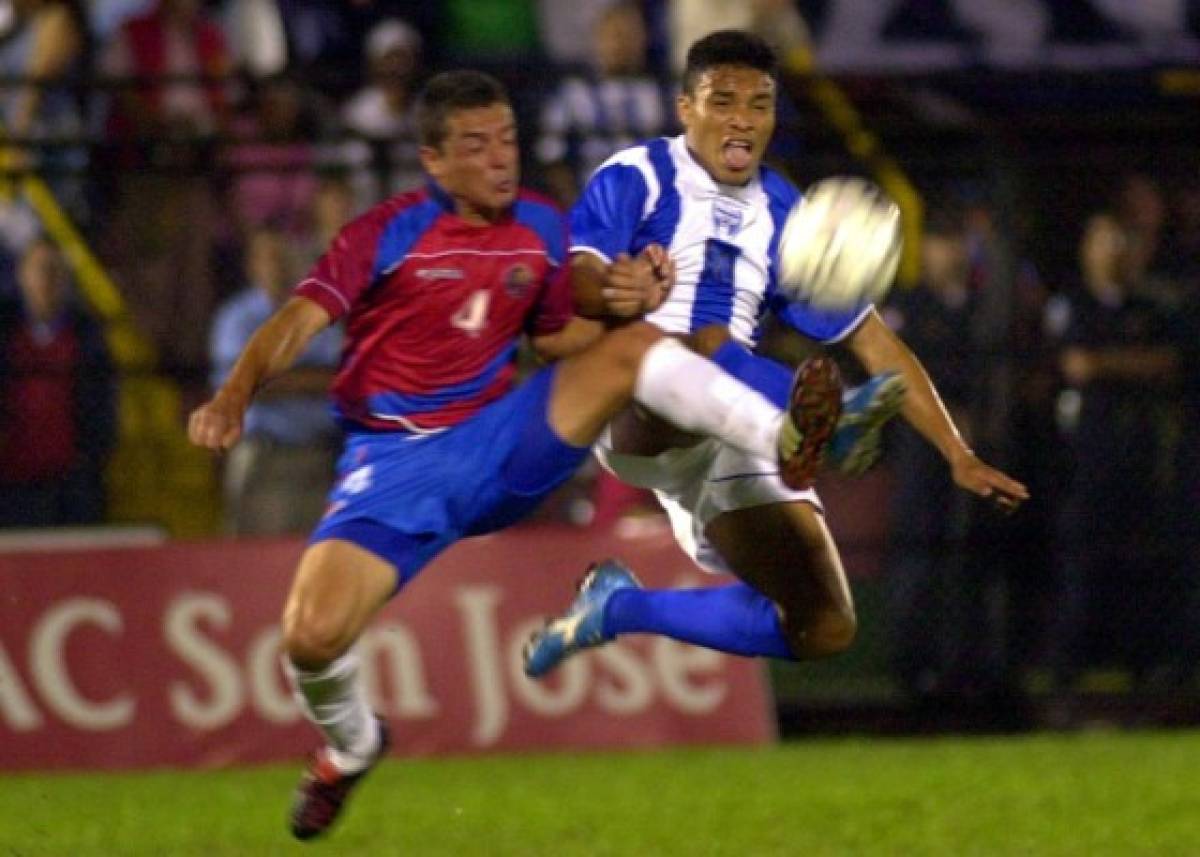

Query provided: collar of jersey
[425,178,458,213]
[424,178,517,228]
[669,135,763,205]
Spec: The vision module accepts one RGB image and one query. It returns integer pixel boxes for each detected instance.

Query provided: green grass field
[6,731,1200,856]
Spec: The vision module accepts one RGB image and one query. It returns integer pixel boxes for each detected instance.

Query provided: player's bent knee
[282,610,356,670]
[605,321,665,374]
[682,324,731,357]
[806,606,858,657]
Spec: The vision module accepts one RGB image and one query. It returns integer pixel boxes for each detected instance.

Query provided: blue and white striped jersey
[569,135,870,347]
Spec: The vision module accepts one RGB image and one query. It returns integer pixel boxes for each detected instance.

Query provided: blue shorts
[310,366,589,591]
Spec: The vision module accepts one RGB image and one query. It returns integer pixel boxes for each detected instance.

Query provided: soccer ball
[776,177,902,311]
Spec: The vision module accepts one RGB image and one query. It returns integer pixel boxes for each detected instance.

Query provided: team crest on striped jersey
[712,198,744,237]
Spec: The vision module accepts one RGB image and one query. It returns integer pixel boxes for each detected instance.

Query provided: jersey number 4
[451,289,491,337]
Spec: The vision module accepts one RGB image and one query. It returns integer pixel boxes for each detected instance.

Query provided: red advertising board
[0,525,776,771]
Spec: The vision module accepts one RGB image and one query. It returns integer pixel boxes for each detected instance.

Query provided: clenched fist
[188,392,248,452]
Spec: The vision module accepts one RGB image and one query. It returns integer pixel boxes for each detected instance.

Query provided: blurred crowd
[882,174,1200,720]
[0,0,1198,712]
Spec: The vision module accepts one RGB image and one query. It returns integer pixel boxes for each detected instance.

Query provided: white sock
[284,649,380,773]
[633,338,783,461]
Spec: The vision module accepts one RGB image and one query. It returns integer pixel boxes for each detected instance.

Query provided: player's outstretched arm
[570,245,674,321]
[188,296,332,452]
[845,309,1029,512]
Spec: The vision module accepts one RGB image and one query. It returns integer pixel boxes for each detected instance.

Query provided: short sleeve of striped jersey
[771,298,875,344]
[762,165,873,343]
[568,163,649,262]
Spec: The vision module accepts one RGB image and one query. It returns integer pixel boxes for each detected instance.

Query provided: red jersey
[295,184,573,432]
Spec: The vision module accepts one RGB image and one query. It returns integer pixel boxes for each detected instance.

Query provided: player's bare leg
[547,321,839,488]
[281,540,397,840]
[704,501,856,658]
[546,320,667,444]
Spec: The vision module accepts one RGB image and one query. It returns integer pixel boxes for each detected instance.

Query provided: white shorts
[595,428,822,575]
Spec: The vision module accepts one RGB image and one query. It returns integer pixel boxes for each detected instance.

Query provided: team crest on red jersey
[502,263,535,298]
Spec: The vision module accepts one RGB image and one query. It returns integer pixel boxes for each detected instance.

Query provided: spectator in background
[210,226,341,535]
[223,0,288,79]
[883,214,990,706]
[0,0,89,149]
[535,1,673,207]
[0,237,115,527]
[296,175,356,268]
[1163,176,1200,289]
[1114,173,1186,309]
[1045,212,1180,713]
[667,0,811,75]
[536,0,624,69]
[89,0,154,42]
[340,18,423,203]
[961,193,1060,693]
[1165,204,1200,686]
[98,0,231,379]
[272,0,436,95]
[0,0,91,245]
[225,75,321,241]
[883,205,1041,725]
[101,0,233,142]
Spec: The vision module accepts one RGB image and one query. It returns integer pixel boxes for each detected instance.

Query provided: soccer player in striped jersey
[189,69,838,841]
[524,30,1029,678]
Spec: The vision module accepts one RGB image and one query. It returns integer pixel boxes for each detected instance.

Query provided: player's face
[421,102,519,223]
[678,65,776,186]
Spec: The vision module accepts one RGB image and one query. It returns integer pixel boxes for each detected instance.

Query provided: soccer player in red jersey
[189,70,837,840]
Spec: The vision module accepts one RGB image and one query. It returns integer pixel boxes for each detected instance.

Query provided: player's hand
[949,449,1030,514]
[188,392,247,452]
[638,243,675,313]
[604,244,674,317]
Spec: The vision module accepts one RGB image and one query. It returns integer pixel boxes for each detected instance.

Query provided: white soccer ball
[777,177,902,311]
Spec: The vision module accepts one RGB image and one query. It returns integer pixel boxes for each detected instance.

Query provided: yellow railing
[3,148,219,536]
[785,48,924,286]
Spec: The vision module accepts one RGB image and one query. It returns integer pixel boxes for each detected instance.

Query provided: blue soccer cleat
[524,560,642,678]
[827,372,906,476]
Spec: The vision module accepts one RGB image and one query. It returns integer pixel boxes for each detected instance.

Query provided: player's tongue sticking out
[722,140,753,172]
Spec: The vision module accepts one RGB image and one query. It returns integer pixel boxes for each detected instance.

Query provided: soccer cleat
[827,372,906,476]
[777,356,843,490]
[290,716,391,841]
[523,560,642,678]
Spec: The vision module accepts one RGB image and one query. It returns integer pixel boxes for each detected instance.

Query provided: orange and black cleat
[777,356,843,490]
[290,717,391,841]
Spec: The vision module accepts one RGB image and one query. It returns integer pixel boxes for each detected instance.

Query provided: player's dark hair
[682,30,777,94]
[415,70,510,148]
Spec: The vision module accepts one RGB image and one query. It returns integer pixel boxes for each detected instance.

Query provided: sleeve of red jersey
[527,257,574,336]
[294,212,388,320]
[526,216,575,337]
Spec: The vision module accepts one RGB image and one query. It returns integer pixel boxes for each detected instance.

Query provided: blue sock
[602,583,796,659]
[711,341,792,410]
